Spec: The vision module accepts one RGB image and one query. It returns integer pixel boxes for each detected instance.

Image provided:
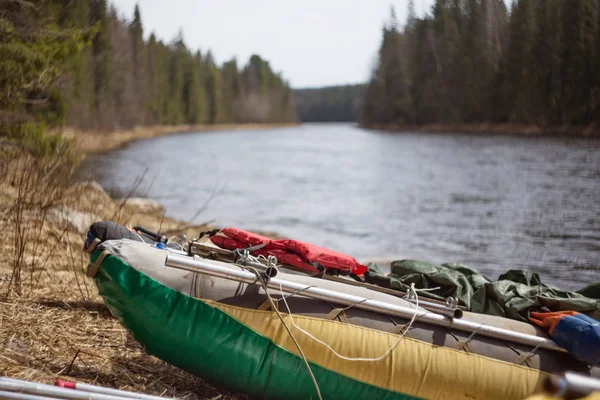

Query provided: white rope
[247,266,323,400]
[239,254,422,363]
[403,285,440,301]
[240,257,423,398]
[276,273,422,362]
[166,238,185,251]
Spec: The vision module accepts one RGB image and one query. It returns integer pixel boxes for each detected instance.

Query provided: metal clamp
[446,296,459,308]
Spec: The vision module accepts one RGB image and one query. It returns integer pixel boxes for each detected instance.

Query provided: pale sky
[110,0,434,88]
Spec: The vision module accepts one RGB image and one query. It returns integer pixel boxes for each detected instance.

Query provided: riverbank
[360,122,600,137]
[64,122,299,154]
[0,165,248,398]
[0,123,284,398]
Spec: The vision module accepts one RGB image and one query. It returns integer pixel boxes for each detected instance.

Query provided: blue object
[86,231,96,247]
[552,313,600,365]
[84,231,101,254]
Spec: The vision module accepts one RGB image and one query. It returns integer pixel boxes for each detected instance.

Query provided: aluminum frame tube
[562,372,600,392]
[423,305,463,319]
[0,390,63,400]
[56,379,170,400]
[544,372,600,399]
[165,253,564,353]
[186,245,278,278]
[187,246,463,318]
[0,378,156,400]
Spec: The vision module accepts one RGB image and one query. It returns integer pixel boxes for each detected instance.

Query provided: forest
[361,0,600,129]
[293,85,364,122]
[0,0,297,147]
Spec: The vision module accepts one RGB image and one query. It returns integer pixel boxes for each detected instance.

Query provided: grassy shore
[64,122,298,154]
[360,122,600,137]
[0,124,294,399]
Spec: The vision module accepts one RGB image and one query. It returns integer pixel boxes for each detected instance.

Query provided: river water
[81,123,600,290]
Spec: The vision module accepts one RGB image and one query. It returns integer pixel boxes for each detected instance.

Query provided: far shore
[359,122,600,137]
[59,121,600,158]
[62,122,299,155]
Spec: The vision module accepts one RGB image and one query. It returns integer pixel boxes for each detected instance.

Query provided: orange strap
[529,311,579,335]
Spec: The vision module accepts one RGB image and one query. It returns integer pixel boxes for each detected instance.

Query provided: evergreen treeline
[293,85,365,122]
[0,0,92,155]
[0,0,297,142]
[361,0,600,129]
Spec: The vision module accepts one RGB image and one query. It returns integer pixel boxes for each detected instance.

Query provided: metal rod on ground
[188,244,464,318]
[544,372,600,399]
[56,379,170,400]
[164,253,564,353]
[0,378,170,400]
[0,390,63,400]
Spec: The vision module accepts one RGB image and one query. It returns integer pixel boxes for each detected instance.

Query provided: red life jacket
[209,228,368,276]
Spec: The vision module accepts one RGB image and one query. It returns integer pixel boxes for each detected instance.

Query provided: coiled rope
[277,277,421,362]
[248,263,323,400]
[240,252,426,400]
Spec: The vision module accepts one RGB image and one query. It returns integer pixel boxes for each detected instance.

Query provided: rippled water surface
[82,124,600,290]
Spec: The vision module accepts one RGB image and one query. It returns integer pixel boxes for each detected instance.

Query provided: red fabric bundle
[209,228,368,276]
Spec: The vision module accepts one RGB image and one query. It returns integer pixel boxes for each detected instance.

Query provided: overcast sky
[109,0,434,88]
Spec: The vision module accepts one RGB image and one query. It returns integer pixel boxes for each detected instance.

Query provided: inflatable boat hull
[85,239,597,400]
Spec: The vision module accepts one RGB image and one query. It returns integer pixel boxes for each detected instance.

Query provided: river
[81,123,600,290]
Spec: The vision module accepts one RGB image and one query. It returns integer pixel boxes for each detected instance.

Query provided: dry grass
[62,123,298,154]
[0,149,247,399]
[0,298,245,399]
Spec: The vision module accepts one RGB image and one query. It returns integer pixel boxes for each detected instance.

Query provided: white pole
[56,379,170,400]
[188,245,464,318]
[0,390,63,400]
[545,372,600,398]
[561,372,600,392]
[0,378,167,400]
[165,253,564,353]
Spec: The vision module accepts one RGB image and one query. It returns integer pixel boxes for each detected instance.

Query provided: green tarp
[366,260,600,322]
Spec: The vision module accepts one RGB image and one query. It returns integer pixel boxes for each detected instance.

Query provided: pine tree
[221,59,241,122]
[462,0,484,122]
[166,32,186,124]
[55,0,95,128]
[410,18,441,124]
[431,0,462,122]
[182,52,206,124]
[89,0,111,128]
[145,33,160,123]
[204,53,223,124]
[478,0,508,121]
[481,0,507,70]
[361,7,413,125]
[130,4,146,123]
[107,6,138,128]
[530,0,563,124]
[240,55,271,122]
[561,0,597,124]
[407,0,416,32]
[0,2,306,133]
[380,8,413,124]
[362,0,596,129]
[503,0,537,122]
[596,0,600,122]
[0,0,90,152]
